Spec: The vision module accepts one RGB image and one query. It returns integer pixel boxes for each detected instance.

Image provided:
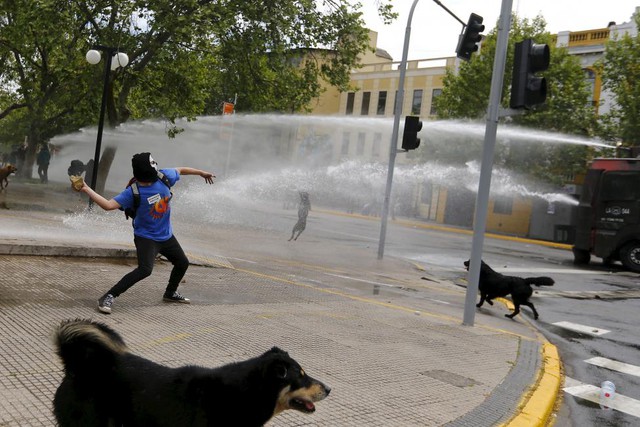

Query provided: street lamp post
[377,0,420,260]
[85,46,128,205]
[377,0,467,260]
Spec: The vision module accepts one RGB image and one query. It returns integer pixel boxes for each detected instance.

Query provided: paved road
[0,180,560,426]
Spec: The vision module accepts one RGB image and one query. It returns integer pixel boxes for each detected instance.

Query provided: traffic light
[510,39,550,109]
[402,116,423,151]
[456,13,485,61]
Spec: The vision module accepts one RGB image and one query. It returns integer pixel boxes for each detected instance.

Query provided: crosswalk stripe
[564,377,640,418]
[585,357,640,378]
[535,289,640,299]
[552,321,610,336]
[492,268,603,275]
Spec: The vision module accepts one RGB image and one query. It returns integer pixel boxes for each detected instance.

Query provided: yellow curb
[486,297,561,427]
[501,342,562,427]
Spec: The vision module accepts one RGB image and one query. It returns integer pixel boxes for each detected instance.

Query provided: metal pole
[462,0,513,326]
[378,0,420,260]
[89,47,114,208]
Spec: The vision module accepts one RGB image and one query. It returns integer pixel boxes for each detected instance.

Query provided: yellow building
[307,8,639,240]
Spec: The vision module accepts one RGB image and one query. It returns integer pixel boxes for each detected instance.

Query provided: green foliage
[596,13,640,146]
[0,0,98,175]
[429,14,596,185]
[204,1,371,113]
[1,0,384,176]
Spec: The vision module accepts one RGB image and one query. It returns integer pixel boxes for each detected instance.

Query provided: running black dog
[464,260,554,320]
[53,319,331,426]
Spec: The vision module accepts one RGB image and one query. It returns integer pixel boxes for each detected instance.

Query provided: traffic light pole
[463,0,513,326]
[377,0,420,260]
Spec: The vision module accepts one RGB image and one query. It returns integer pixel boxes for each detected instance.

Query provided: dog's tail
[525,277,555,287]
[54,318,127,379]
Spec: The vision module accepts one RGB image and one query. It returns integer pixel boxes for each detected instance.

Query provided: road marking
[585,357,640,378]
[323,272,396,287]
[552,321,611,336]
[564,377,640,418]
[535,289,640,299]
[225,256,257,264]
[320,229,378,241]
[492,268,604,275]
[426,298,451,305]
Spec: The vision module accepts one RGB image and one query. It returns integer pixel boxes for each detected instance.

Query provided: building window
[346,92,355,115]
[361,92,371,115]
[372,133,382,157]
[411,89,423,115]
[377,91,387,115]
[341,132,350,155]
[493,197,513,215]
[430,88,442,116]
[357,132,365,155]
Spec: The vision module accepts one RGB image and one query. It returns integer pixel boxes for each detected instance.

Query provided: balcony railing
[568,29,610,46]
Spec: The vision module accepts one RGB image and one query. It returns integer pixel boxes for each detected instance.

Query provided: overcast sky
[358,0,639,60]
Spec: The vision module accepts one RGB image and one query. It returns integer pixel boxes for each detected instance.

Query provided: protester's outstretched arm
[79,183,121,211]
[175,167,215,184]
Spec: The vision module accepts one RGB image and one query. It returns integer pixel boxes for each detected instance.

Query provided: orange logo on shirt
[149,196,171,219]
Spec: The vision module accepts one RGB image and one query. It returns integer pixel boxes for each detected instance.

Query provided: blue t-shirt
[114,168,180,241]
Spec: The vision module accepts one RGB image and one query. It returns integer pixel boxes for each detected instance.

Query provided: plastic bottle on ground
[600,380,616,409]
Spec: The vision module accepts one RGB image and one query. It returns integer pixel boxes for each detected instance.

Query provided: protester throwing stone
[72,152,215,314]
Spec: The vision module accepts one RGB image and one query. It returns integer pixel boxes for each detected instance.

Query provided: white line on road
[426,299,451,305]
[585,357,640,378]
[564,377,640,418]
[493,268,604,275]
[319,229,378,241]
[225,256,257,263]
[323,273,396,287]
[552,321,611,336]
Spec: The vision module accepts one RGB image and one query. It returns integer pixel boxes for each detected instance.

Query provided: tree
[429,14,595,185]
[596,13,640,147]
[1,0,393,187]
[0,0,97,178]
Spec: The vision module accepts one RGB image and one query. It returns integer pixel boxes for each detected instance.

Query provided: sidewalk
[0,180,561,426]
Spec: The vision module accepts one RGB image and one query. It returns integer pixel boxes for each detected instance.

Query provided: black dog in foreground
[53,319,330,426]
[464,260,554,320]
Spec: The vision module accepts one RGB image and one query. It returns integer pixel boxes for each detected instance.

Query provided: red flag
[222,102,234,115]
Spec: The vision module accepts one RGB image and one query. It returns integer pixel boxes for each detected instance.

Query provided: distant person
[288,191,311,241]
[73,152,215,314]
[67,159,85,177]
[15,143,27,174]
[36,144,51,183]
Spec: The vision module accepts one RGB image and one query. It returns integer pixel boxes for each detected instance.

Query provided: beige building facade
[304,8,639,240]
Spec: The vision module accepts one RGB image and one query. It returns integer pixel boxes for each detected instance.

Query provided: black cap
[131,152,158,182]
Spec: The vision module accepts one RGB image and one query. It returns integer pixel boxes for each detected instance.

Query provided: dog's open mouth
[290,398,316,413]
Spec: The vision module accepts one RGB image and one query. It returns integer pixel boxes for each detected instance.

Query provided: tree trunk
[21,131,42,180]
[96,145,117,195]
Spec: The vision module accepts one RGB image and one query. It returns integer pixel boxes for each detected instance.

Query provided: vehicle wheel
[620,241,640,272]
[572,248,590,265]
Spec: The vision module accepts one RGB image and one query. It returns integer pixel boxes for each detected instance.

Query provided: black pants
[107,235,189,298]
[37,164,48,183]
